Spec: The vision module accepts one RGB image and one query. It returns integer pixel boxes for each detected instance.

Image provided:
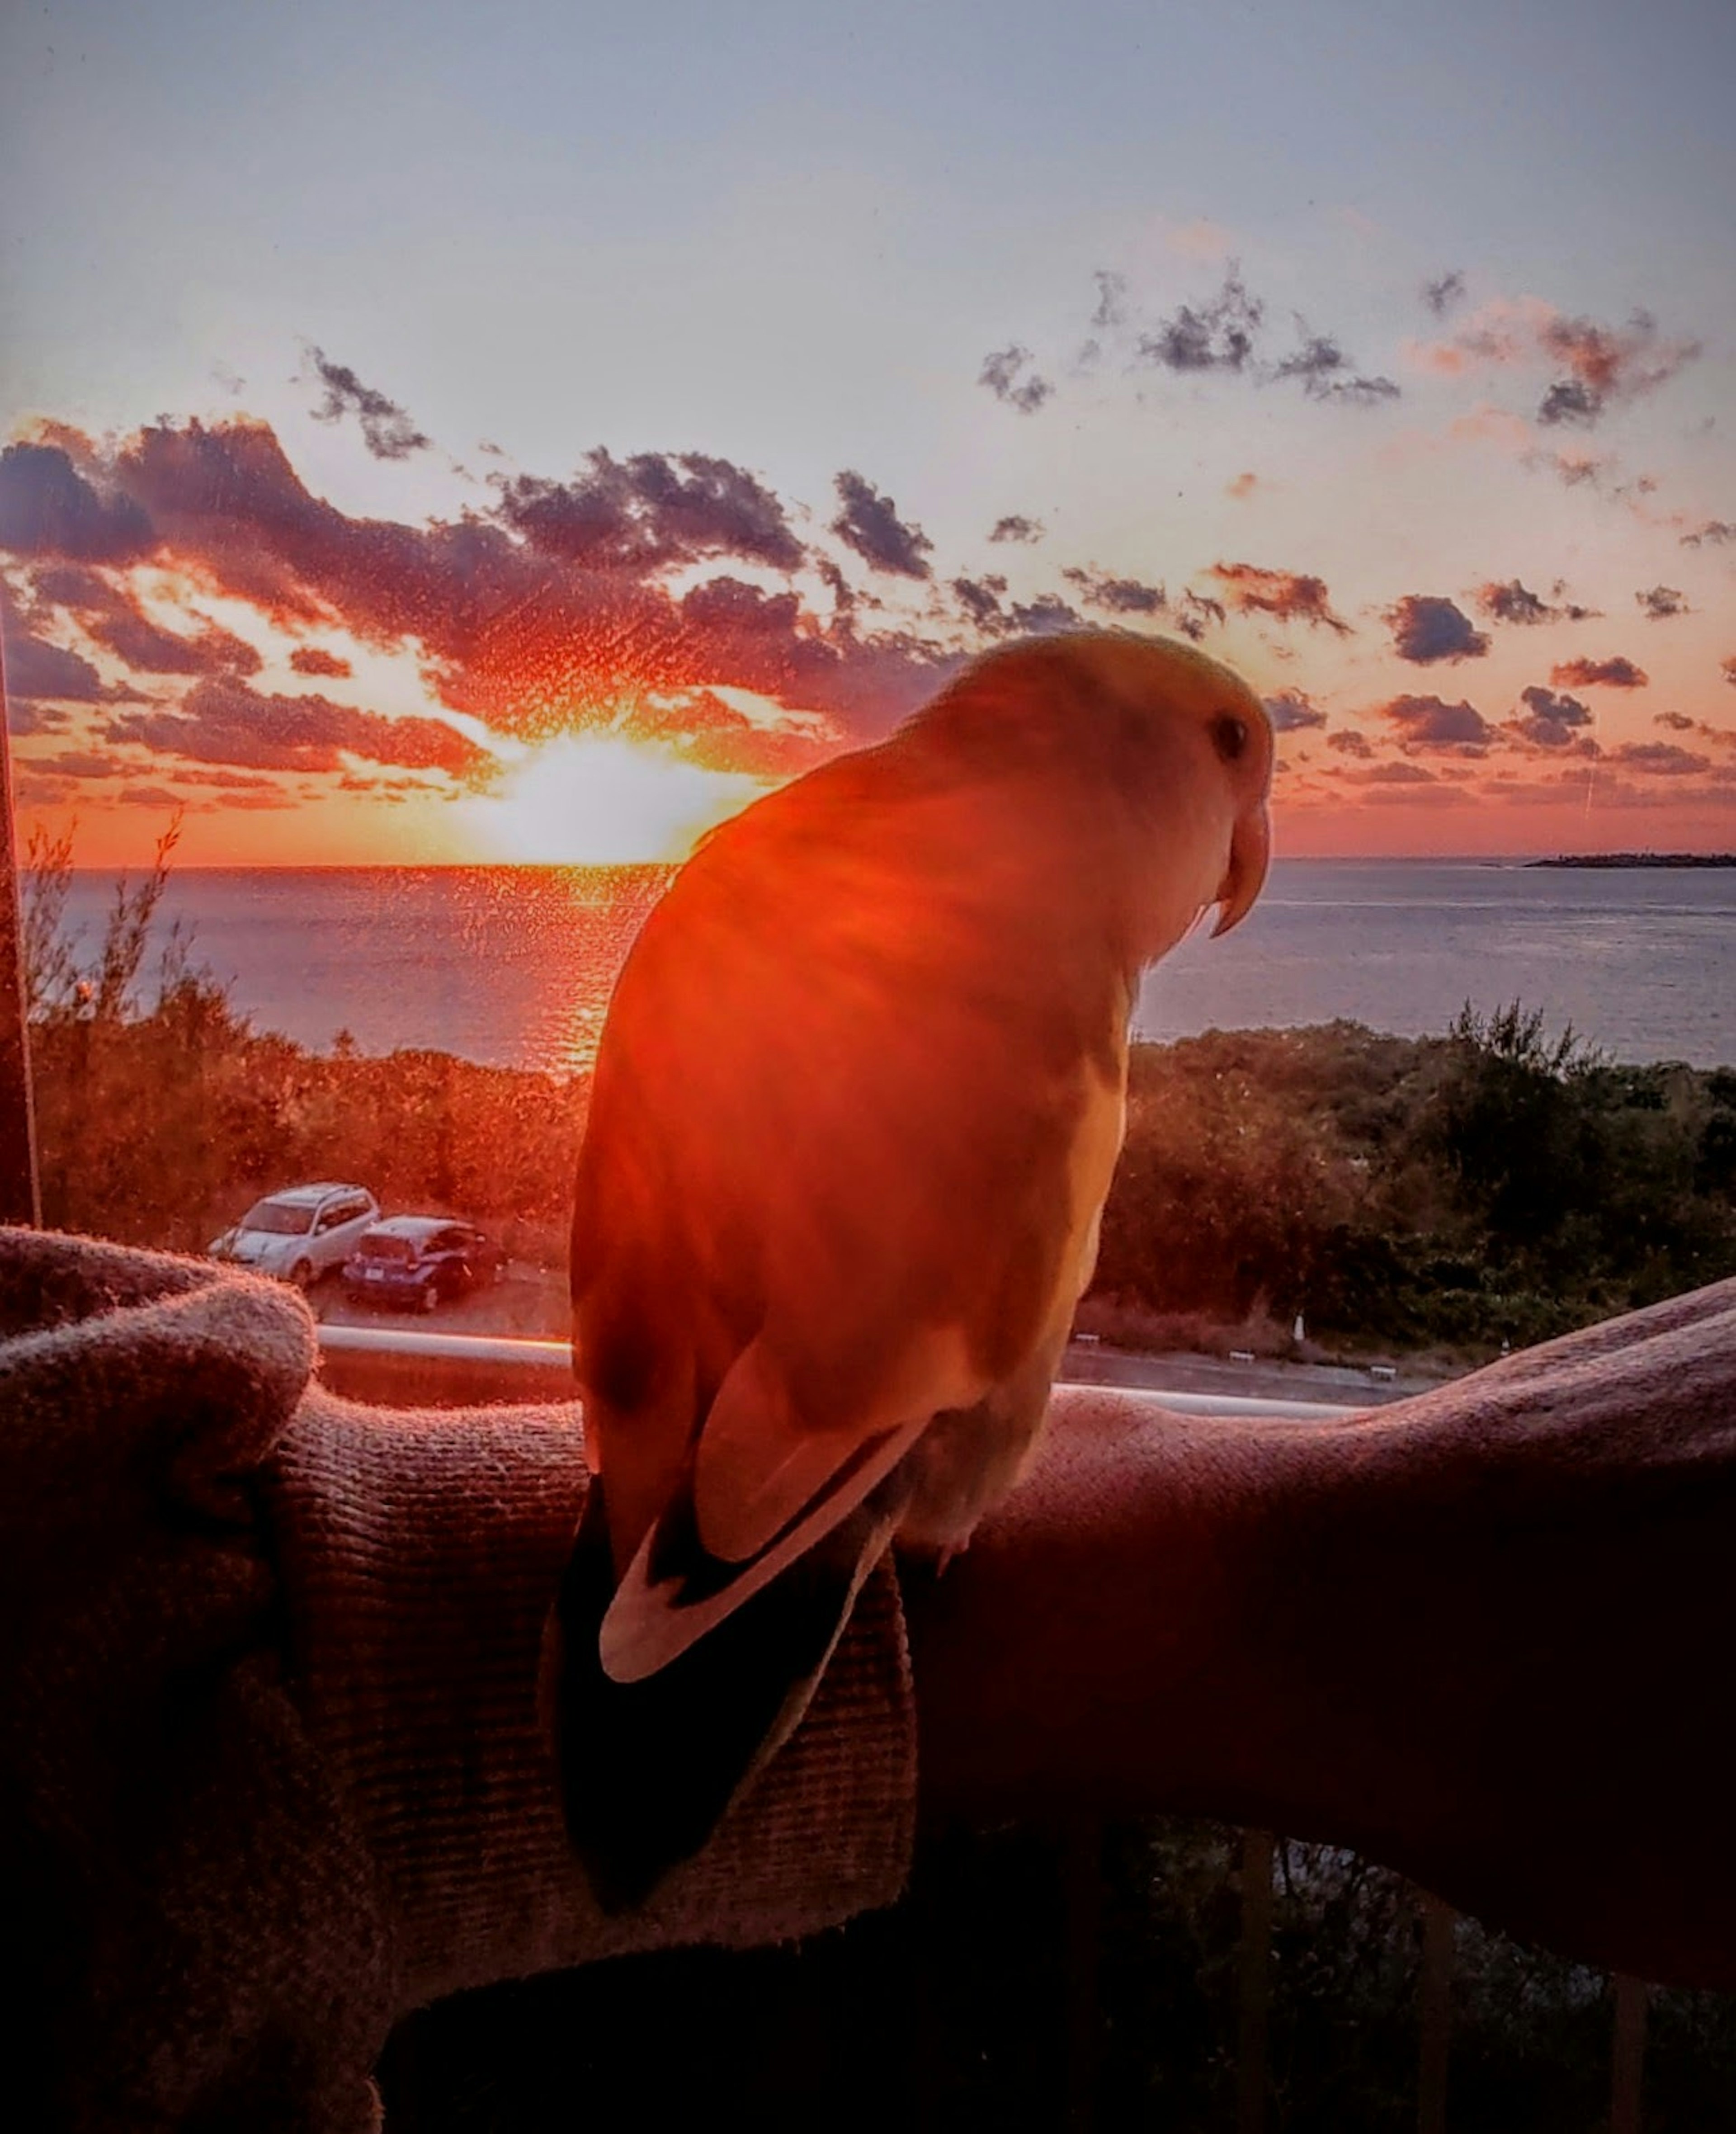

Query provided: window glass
[1,3,1732,1370]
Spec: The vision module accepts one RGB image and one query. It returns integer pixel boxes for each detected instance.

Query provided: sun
[454,731,772,864]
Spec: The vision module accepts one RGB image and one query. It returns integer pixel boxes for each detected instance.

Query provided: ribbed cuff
[267,1388,917,2015]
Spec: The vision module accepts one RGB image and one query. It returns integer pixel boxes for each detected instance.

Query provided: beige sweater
[0,1229,917,2134]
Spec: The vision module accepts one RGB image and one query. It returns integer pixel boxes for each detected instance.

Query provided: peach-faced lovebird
[551,629,1273,1907]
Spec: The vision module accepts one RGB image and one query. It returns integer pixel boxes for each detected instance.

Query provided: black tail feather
[553,1478,895,1913]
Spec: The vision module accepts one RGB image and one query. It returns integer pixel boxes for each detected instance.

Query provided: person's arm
[908,1273,1736,1992]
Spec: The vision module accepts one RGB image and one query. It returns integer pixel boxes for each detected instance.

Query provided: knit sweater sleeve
[0,1231,917,2134]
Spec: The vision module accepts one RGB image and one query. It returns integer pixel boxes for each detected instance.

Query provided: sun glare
[455,732,773,864]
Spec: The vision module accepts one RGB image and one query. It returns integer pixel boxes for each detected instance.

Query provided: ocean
[52,858,1736,1074]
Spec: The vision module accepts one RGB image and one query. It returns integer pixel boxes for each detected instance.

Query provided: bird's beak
[1211,802,1271,938]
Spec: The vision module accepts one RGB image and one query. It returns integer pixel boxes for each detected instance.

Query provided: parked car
[340,1216,506,1313]
[209,1183,381,1288]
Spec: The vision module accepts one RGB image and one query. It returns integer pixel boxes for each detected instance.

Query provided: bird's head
[906,628,1274,960]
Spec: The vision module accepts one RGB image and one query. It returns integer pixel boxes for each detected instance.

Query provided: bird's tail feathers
[552,1471,908,1913]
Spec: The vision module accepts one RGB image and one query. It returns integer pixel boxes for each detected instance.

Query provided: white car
[209,1182,381,1288]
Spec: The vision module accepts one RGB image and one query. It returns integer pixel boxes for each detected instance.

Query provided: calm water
[55,859,1736,1073]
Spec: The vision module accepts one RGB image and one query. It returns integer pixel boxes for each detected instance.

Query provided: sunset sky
[2,0,1732,865]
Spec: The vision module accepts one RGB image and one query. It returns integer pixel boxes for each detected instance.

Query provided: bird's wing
[599,1319,986,1683]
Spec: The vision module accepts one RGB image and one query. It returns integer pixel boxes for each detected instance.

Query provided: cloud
[1476,577,1588,625]
[1611,741,1711,776]
[496,448,805,575]
[1655,710,1695,732]
[106,675,491,778]
[1208,561,1350,633]
[4,624,117,706]
[978,346,1054,414]
[1270,329,1398,406]
[1137,264,1263,373]
[1061,567,1166,616]
[1005,593,1081,635]
[1226,471,1260,500]
[1090,270,1129,330]
[1386,595,1489,664]
[1550,654,1648,689]
[1172,589,1225,641]
[1344,759,1439,785]
[1725,656,1736,689]
[1681,519,1736,547]
[30,563,261,676]
[1422,270,1467,318]
[1513,684,1594,747]
[1636,585,1689,621]
[0,441,154,563]
[1425,300,1699,429]
[988,515,1044,545]
[1327,729,1372,759]
[951,576,1008,633]
[288,645,353,678]
[40,415,945,749]
[307,347,431,462]
[1376,692,1494,751]
[829,470,934,579]
[1263,687,1326,732]
[1477,579,1544,624]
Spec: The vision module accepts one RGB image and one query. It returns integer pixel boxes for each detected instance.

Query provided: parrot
[549,628,1274,1908]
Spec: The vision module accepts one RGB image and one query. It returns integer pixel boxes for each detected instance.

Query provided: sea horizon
[44,856,1736,1076]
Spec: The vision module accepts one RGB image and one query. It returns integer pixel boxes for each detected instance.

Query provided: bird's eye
[1212,712,1249,763]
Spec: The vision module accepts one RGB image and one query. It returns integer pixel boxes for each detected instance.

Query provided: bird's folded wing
[597,1322,986,1684]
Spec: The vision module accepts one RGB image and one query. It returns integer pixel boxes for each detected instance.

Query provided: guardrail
[315,1323,1654,2133]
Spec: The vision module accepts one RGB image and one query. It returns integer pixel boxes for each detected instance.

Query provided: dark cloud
[0,441,155,563]
[1209,562,1350,633]
[308,347,431,462]
[988,515,1044,545]
[22,416,948,752]
[118,784,200,811]
[1271,330,1398,406]
[1550,655,1648,689]
[1263,688,1326,733]
[1376,693,1494,751]
[107,675,491,778]
[1534,310,1700,428]
[1439,304,1698,430]
[1387,595,1490,665]
[977,346,1054,415]
[1636,585,1689,621]
[1477,578,1552,625]
[1681,519,1736,547]
[1345,760,1439,785]
[1138,266,1264,374]
[36,750,119,780]
[1172,589,1225,642]
[951,576,1009,633]
[4,625,114,706]
[1611,741,1711,776]
[1090,270,1128,331]
[1725,656,1736,689]
[495,448,805,574]
[1513,685,1594,747]
[1061,567,1167,616]
[1422,270,1467,318]
[1328,729,1373,759]
[1006,594,1081,635]
[1538,378,1602,427]
[829,471,934,580]
[288,645,353,678]
[31,564,262,677]
[1655,710,1696,732]
[1475,578,1595,626]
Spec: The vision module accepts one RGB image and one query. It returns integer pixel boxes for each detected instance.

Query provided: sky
[1,0,1733,865]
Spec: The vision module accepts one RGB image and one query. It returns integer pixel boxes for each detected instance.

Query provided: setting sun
[455,731,771,865]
